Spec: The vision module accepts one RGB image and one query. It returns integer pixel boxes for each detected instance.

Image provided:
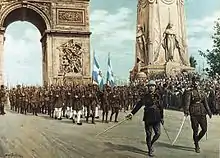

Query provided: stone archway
[0,0,91,85]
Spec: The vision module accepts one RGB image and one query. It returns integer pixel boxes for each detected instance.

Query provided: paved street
[0,109,219,158]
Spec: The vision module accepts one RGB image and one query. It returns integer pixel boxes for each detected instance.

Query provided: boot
[194,142,200,153]
[92,116,95,124]
[148,147,154,157]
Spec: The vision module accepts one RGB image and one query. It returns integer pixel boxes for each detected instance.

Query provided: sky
[3,0,220,86]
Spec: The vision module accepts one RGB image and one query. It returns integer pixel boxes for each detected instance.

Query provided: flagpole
[106,52,110,86]
[91,50,94,84]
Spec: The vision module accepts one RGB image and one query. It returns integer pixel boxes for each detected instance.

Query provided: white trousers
[95,106,99,117]
[77,110,82,123]
[66,107,72,118]
[54,108,62,119]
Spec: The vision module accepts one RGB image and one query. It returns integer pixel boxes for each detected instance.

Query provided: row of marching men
[8,84,145,125]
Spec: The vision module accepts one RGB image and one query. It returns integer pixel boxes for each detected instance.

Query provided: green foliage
[199,18,220,77]
[189,56,197,68]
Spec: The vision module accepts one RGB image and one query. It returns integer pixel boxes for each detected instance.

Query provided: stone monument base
[141,62,194,77]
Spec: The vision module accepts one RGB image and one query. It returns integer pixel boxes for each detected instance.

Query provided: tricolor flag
[92,52,104,89]
[106,53,115,87]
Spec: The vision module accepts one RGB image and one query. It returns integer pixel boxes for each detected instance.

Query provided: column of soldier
[5,75,220,126]
[7,83,145,125]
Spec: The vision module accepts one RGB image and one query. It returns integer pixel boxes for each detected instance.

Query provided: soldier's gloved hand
[126,113,133,120]
[184,112,189,117]
[160,119,164,125]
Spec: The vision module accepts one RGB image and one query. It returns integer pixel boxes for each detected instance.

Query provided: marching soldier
[126,80,164,157]
[184,76,212,153]
[0,85,6,115]
[54,86,63,120]
[205,83,217,114]
[100,88,110,123]
[109,87,120,122]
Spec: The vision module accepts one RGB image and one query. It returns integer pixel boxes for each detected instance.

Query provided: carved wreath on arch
[57,39,83,74]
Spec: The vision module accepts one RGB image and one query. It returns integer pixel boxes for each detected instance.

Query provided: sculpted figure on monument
[162,23,188,65]
[136,25,147,71]
[58,40,83,74]
[162,23,177,62]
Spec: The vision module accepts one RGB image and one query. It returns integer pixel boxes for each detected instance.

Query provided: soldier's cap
[147,80,156,86]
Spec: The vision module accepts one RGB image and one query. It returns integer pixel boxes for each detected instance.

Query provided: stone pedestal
[141,61,194,77]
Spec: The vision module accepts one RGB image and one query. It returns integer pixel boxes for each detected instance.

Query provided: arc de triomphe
[0,0,91,85]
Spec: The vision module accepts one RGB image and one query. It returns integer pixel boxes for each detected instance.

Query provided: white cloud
[187,10,219,70]
[3,22,42,85]
[90,7,136,79]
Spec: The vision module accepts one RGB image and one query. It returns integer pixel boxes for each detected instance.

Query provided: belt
[194,101,200,104]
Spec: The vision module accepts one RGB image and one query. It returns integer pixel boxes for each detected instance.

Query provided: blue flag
[92,52,104,89]
[106,53,115,87]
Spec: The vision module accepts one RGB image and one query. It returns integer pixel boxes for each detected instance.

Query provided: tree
[189,56,197,68]
[199,18,220,77]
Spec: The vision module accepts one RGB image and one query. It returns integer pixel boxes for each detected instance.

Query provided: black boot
[148,147,154,157]
[194,142,200,153]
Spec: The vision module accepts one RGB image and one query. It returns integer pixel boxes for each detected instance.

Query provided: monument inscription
[57,9,85,25]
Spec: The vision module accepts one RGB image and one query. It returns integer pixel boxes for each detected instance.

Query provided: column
[148,0,155,65]
[0,28,5,85]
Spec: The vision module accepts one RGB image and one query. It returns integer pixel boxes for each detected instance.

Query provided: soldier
[0,85,6,115]
[126,80,164,157]
[184,76,212,153]
[86,85,99,124]
[216,85,220,115]
[72,87,83,125]
[205,83,216,115]
[109,87,121,122]
[54,86,63,120]
[100,88,110,123]
[32,88,39,116]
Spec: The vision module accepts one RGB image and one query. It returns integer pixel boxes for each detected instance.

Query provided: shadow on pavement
[104,142,147,156]
[155,142,195,152]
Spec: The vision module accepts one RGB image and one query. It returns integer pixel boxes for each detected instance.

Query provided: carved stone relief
[31,1,52,20]
[161,0,175,5]
[56,9,85,25]
[57,39,83,75]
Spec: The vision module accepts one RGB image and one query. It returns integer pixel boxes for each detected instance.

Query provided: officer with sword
[184,76,212,153]
[125,80,165,157]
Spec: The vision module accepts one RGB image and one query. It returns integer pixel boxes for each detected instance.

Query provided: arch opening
[1,6,48,86]
[3,7,47,35]
[4,21,43,86]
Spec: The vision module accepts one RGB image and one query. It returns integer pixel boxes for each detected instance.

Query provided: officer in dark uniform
[126,80,164,157]
[184,76,212,153]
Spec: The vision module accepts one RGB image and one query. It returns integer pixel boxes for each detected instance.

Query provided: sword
[161,123,172,144]
[206,132,208,140]
[172,115,187,145]
[95,117,129,137]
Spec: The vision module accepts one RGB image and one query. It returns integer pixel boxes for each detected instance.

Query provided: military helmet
[147,80,156,86]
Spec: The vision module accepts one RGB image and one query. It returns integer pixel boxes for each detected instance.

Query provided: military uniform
[0,85,6,115]
[109,88,120,122]
[100,89,110,123]
[184,77,212,153]
[126,80,163,157]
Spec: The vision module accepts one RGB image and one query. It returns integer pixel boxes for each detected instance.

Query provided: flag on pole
[106,52,115,87]
[92,52,104,89]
